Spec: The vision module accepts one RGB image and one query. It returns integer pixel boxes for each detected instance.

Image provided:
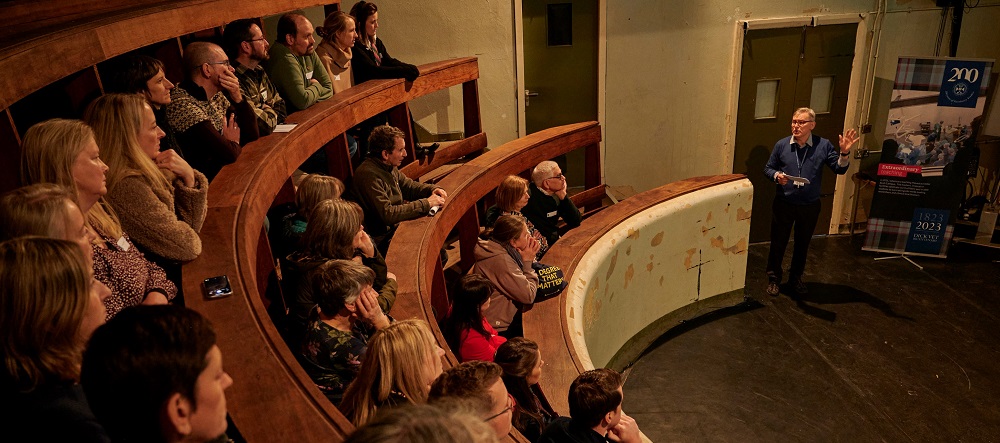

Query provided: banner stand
[873,253,924,270]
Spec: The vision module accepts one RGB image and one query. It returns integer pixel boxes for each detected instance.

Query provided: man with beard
[166,41,260,180]
[223,19,287,136]
[265,13,333,113]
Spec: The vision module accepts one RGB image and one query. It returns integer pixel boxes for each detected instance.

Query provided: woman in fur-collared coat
[85,94,207,282]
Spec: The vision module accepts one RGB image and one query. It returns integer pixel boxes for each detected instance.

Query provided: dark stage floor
[622,235,1000,442]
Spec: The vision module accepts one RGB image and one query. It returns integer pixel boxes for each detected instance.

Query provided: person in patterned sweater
[167,42,259,181]
[222,19,287,136]
[298,259,391,405]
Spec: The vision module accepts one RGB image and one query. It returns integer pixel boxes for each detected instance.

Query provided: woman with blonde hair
[83,93,207,282]
[19,118,176,317]
[283,199,396,343]
[486,175,549,259]
[339,319,445,427]
[315,10,361,158]
[0,184,92,258]
[316,10,358,94]
[0,237,112,441]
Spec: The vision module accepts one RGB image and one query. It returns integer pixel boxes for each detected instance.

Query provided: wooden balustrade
[180,57,483,442]
[524,175,752,415]
[385,121,603,361]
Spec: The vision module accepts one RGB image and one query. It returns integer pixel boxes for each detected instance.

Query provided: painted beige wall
[564,179,752,369]
[374,0,1000,227]
[375,1,520,146]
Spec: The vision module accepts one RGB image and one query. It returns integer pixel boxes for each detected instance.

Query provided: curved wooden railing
[0,0,334,109]
[525,175,753,415]
[181,57,483,442]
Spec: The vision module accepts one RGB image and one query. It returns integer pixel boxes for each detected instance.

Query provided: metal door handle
[525,89,539,107]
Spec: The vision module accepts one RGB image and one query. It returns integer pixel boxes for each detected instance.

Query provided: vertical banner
[863,56,993,257]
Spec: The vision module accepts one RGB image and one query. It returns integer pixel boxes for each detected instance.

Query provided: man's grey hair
[793,107,816,121]
[531,161,560,186]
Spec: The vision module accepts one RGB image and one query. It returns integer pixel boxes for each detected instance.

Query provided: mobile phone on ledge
[203,275,233,299]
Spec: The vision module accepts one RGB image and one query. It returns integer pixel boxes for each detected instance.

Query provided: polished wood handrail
[385,121,603,361]
[0,0,335,109]
[181,57,480,442]
[523,174,748,414]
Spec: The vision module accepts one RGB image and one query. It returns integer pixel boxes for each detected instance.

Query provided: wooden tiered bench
[181,57,486,441]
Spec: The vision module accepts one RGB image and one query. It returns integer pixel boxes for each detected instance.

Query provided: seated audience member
[428,360,513,440]
[167,41,260,180]
[278,173,345,256]
[348,1,436,156]
[314,11,361,159]
[539,369,642,443]
[81,305,233,443]
[344,403,498,443]
[316,10,357,95]
[352,124,447,254]
[495,338,559,441]
[265,13,333,113]
[486,175,550,259]
[299,259,391,404]
[222,19,287,136]
[523,161,582,246]
[0,237,112,442]
[0,184,92,256]
[20,119,176,317]
[283,199,396,341]
[105,55,182,155]
[473,215,542,338]
[339,319,446,427]
[84,94,208,284]
[349,1,419,84]
[441,274,507,362]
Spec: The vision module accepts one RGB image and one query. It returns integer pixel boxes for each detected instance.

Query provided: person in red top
[441,274,507,362]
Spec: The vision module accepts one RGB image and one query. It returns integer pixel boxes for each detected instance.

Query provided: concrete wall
[376,0,1000,228]
[564,179,752,369]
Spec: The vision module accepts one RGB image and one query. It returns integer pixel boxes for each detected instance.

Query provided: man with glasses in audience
[764,107,858,297]
[429,360,513,439]
[523,160,582,248]
[265,13,333,113]
[222,19,287,136]
[167,41,260,180]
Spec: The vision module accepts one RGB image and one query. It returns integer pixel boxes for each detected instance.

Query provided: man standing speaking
[764,107,858,296]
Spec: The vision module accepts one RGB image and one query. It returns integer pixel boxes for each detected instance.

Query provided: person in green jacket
[264,13,333,113]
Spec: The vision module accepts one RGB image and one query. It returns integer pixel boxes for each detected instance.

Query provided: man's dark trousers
[766,198,821,284]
